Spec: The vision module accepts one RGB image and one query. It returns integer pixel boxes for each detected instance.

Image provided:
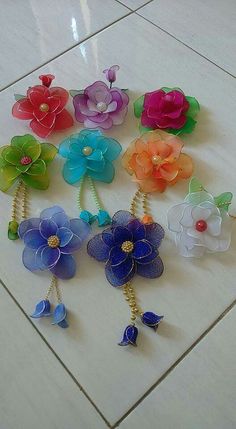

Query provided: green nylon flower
[0,134,57,191]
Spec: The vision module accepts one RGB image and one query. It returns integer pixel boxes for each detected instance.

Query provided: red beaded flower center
[195,219,207,232]
[20,156,32,165]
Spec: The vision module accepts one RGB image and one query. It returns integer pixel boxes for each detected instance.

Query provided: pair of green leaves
[189,177,233,212]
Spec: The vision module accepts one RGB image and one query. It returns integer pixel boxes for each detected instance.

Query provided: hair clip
[134,87,200,135]
[70,65,129,130]
[0,134,57,240]
[86,129,193,347]
[58,129,122,227]
[18,206,91,328]
[167,177,233,257]
[12,74,74,138]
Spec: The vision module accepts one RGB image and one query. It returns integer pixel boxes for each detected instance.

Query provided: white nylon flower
[167,190,232,257]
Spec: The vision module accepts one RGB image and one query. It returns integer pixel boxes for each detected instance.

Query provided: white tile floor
[0,1,236,428]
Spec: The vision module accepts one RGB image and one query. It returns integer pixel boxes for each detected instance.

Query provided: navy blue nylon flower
[18,205,91,279]
[87,210,165,287]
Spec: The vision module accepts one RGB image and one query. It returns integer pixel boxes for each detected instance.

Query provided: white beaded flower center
[96,101,107,112]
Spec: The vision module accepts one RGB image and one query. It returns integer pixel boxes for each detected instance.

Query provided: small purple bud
[103,65,120,84]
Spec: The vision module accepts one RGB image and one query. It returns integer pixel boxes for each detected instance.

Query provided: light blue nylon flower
[58,129,122,185]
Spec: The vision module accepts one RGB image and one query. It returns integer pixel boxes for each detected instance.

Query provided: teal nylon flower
[59,129,122,184]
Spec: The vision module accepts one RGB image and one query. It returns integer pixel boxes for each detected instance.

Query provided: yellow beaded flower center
[39,103,49,112]
[47,235,60,248]
[121,240,134,253]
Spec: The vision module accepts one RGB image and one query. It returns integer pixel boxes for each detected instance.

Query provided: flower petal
[18,218,40,238]
[60,234,82,254]
[31,300,51,318]
[52,303,67,325]
[144,222,165,248]
[63,160,86,184]
[22,139,41,162]
[23,229,46,249]
[112,210,135,227]
[109,246,128,266]
[105,259,135,287]
[88,160,114,183]
[207,215,222,236]
[26,159,46,176]
[21,171,50,190]
[118,325,138,346]
[133,239,153,260]
[40,206,65,220]
[113,226,133,245]
[102,228,115,247]
[136,256,164,278]
[167,203,189,233]
[38,143,57,165]
[39,219,58,239]
[2,146,22,165]
[22,246,44,271]
[87,234,110,261]
[53,109,74,131]
[57,227,73,247]
[50,254,76,279]
[12,99,34,119]
[69,218,91,241]
[192,205,212,221]
[41,246,60,268]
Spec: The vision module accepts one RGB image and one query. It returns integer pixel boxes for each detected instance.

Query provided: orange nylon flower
[122,130,193,193]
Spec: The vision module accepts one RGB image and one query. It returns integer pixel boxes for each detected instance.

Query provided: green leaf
[14,94,25,101]
[21,171,50,190]
[161,87,183,93]
[26,159,46,176]
[69,89,84,97]
[139,123,153,134]
[186,96,200,118]
[39,143,57,164]
[134,95,144,118]
[214,192,233,212]
[189,177,205,194]
[8,220,19,240]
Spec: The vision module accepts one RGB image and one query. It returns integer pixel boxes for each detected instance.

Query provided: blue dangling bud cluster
[118,312,163,347]
[31,300,69,329]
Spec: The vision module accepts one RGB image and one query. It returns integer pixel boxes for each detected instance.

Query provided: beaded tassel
[8,181,28,240]
[77,174,111,227]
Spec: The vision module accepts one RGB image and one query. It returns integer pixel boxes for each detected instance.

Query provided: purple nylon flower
[18,206,91,279]
[87,210,165,287]
[73,80,129,130]
[103,65,120,85]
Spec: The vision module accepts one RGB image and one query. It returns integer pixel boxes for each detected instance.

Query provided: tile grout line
[0,279,112,428]
[114,0,154,12]
[135,12,236,79]
[0,9,133,93]
[112,298,236,428]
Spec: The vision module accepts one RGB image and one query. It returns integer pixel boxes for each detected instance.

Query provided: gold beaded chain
[8,180,29,239]
[44,275,62,304]
[11,180,23,224]
[122,189,155,324]
[123,282,143,324]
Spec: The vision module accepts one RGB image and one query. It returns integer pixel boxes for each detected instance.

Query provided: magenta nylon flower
[72,66,129,130]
